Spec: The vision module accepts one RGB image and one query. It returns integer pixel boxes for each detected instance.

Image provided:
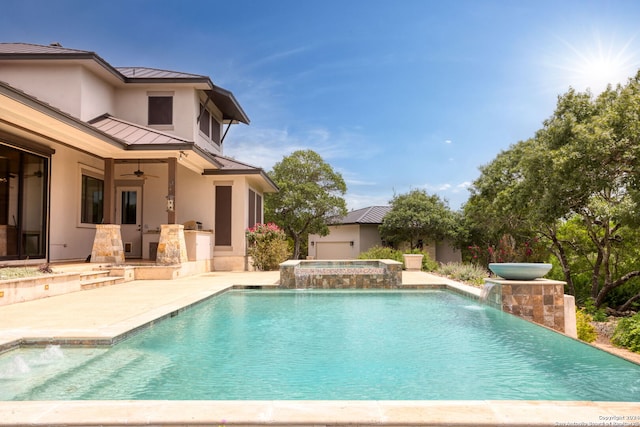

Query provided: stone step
[79,270,111,282]
[80,275,124,290]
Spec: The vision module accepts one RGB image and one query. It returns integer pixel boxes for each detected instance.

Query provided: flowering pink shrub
[246,223,290,270]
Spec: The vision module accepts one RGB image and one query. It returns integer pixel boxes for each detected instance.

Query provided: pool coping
[1,273,639,426]
[1,399,639,426]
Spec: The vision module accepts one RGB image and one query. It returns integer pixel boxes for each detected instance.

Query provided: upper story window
[199,103,221,146]
[199,108,210,136]
[148,94,173,125]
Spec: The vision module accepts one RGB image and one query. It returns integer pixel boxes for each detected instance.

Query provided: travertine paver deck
[0,270,638,426]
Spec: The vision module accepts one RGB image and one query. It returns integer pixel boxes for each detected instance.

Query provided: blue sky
[2,1,640,210]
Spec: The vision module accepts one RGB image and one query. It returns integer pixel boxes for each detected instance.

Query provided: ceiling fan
[121,160,158,179]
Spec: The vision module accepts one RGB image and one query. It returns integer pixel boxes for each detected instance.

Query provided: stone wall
[483,278,566,332]
[279,259,402,289]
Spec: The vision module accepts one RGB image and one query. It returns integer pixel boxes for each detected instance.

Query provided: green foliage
[463,72,640,309]
[611,313,640,353]
[358,246,438,272]
[438,262,488,286]
[380,189,457,250]
[358,245,403,263]
[265,150,347,260]
[576,310,597,343]
[246,223,291,271]
[583,298,608,322]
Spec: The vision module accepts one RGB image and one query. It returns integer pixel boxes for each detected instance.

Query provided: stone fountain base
[482,278,570,333]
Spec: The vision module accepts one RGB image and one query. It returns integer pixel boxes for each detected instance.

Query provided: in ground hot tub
[279,259,402,289]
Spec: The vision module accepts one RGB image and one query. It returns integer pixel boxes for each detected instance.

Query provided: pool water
[1,290,639,401]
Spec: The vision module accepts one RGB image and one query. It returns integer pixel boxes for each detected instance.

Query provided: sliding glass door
[0,144,48,260]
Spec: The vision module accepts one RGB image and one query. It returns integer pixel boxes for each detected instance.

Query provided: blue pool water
[1,290,639,401]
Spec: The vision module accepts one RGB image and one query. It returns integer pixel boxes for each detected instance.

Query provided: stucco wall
[79,67,115,121]
[114,86,198,142]
[0,63,115,122]
[49,144,106,261]
[359,224,383,252]
[435,239,462,264]
[0,64,84,118]
[309,224,360,260]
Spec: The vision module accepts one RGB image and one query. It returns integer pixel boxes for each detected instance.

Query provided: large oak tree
[265,150,347,259]
[464,72,640,309]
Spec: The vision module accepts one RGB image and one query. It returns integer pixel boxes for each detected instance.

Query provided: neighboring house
[307,205,461,263]
[0,42,277,271]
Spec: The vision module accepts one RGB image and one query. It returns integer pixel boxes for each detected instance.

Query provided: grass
[0,265,52,280]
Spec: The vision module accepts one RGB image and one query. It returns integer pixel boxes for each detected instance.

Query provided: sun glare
[544,32,640,95]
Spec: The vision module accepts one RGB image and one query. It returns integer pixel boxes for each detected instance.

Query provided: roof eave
[202,168,278,192]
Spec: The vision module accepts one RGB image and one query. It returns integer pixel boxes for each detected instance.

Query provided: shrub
[576,309,597,343]
[583,298,608,322]
[611,313,640,353]
[438,262,487,286]
[358,246,403,263]
[246,223,290,271]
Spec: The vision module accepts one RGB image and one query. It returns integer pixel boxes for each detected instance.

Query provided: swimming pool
[1,289,639,401]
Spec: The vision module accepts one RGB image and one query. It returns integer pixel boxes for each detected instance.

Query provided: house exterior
[307,206,461,263]
[0,42,277,271]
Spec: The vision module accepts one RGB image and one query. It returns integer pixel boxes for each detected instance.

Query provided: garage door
[316,242,352,260]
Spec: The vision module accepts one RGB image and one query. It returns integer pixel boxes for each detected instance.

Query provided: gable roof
[0,42,249,124]
[337,206,391,225]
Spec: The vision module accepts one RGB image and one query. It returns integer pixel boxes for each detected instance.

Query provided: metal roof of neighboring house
[0,42,250,124]
[338,206,391,225]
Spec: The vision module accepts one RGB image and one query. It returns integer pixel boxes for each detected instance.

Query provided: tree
[265,150,347,259]
[464,72,640,310]
[380,189,457,250]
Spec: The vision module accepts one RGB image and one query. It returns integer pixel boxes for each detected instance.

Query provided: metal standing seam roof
[338,206,391,225]
[0,42,90,55]
[88,114,193,146]
[0,43,250,124]
[117,67,208,80]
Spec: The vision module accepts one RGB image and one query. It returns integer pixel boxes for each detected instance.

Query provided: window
[81,175,104,224]
[215,185,232,246]
[120,191,137,224]
[148,96,173,125]
[198,103,221,146]
[199,106,210,136]
[248,189,263,228]
[0,144,49,259]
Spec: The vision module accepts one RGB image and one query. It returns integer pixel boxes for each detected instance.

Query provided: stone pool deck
[0,270,638,426]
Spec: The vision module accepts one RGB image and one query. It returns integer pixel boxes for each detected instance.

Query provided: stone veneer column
[156,224,188,265]
[90,224,125,264]
[483,278,567,333]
